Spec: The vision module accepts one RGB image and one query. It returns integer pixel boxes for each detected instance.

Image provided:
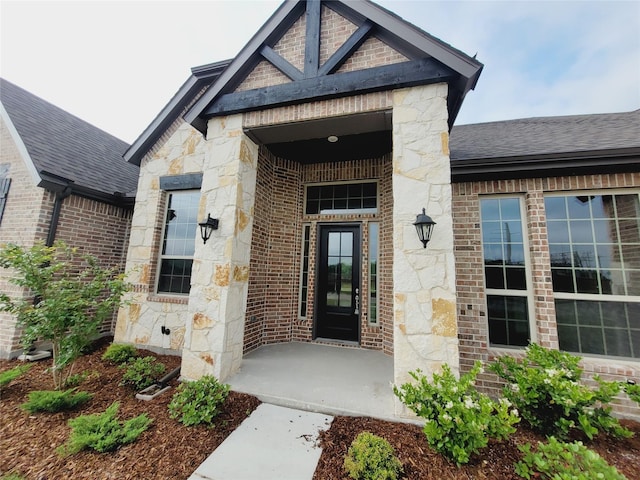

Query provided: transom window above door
[305,182,377,215]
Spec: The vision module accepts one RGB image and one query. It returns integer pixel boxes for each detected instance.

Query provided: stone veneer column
[392,84,459,413]
[181,114,258,381]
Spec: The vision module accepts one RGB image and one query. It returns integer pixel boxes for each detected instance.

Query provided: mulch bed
[314,414,640,480]
[2,337,639,479]
[0,337,260,479]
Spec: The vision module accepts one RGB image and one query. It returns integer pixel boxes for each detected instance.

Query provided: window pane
[369,223,379,325]
[546,193,640,298]
[487,295,529,347]
[305,183,377,214]
[158,190,199,295]
[299,225,311,318]
[555,299,639,358]
[480,197,528,295]
[545,196,567,219]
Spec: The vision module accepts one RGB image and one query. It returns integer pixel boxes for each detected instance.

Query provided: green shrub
[64,370,99,388]
[119,356,165,390]
[21,388,92,413]
[0,241,130,390]
[57,401,152,456]
[625,382,640,405]
[102,344,138,365]
[343,432,403,480]
[489,343,630,440]
[168,375,230,426]
[394,361,520,465]
[515,436,627,479]
[0,364,32,396]
[1,473,25,480]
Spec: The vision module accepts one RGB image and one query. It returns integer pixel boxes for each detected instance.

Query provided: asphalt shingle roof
[450,109,640,161]
[1,78,138,198]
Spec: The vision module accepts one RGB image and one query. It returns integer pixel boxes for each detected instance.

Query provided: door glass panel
[324,232,354,309]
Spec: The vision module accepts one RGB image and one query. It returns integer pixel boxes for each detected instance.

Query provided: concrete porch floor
[227,342,396,420]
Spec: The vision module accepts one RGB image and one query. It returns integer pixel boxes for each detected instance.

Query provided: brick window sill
[147,294,189,305]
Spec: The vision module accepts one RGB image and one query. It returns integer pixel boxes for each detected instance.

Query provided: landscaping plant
[489,343,631,439]
[21,388,92,413]
[168,375,230,426]
[515,436,627,480]
[102,343,138,365]
[343,431,403,480]
[57,401,152,456]
[625,382,640,405]
[120,356,165,391]
[0,364,31,397]
[394,361,520,465]
[0,241,130,389]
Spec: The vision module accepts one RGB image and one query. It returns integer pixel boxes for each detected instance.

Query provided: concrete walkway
[226,341,396,420]
[188,404,333,480]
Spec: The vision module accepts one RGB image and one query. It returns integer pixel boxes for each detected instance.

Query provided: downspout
[45,186,72,247]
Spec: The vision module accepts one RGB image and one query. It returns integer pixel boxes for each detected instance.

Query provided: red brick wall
[453,173,640,418]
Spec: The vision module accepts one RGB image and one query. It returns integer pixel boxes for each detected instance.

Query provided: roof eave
[124,60,230,166]
[451,147,640,182]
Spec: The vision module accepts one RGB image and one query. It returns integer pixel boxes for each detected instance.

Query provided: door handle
[354,288,360,315]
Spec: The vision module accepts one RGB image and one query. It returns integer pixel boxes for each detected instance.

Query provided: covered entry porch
[227,341,396,420]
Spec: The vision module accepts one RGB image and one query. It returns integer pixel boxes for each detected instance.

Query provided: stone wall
[391,84,459,405]
[453,174,640,419]
[115,123,208,353]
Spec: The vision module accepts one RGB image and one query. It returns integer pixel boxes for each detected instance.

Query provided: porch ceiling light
[327,135,339,143]
[199,214,219,244]
[413,208,436,248]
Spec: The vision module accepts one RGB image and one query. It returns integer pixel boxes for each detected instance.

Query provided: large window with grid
[545,193,640,358]
[157,190,200,295]
[480,197,532,347]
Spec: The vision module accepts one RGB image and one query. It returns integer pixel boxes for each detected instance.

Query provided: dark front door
[315,225,360,341]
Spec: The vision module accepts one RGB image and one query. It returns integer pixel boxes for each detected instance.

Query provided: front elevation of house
[114,0,639,418]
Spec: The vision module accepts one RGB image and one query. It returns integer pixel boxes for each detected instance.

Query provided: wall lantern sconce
[198,214,219,244]
[413,208,436,248]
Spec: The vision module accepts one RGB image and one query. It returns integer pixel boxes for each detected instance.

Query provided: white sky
[1,0,639,144]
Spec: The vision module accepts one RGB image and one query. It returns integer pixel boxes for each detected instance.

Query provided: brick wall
[0,117,133,357]
[453,173,640,419]
[244,149,393,354]
[0,117,49,357]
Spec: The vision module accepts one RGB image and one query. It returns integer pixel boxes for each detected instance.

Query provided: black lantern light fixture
[198,214,219,244]
[413,208,436,248]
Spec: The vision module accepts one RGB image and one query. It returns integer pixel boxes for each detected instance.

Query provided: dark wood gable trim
[204,58,456,116]
[318,20,373,76]
[185,0,483,133]
[304,0,321,78]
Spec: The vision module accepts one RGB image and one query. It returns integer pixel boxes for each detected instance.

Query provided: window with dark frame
[305,182,377,215]
[157,190,200,295]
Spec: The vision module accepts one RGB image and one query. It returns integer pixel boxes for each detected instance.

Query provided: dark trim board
[205,58,456,117]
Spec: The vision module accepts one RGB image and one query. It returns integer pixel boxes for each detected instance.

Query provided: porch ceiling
[244,110,392,163]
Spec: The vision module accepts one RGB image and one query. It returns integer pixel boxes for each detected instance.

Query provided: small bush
[168,375,230,426]
[515,436,627,479]
[64,370,99,388]
[120,356,165,391]
[21,389,92,413]
[489,343,631,440]
[344,432,403,480]
[102,344,138,365]
[394,361,520,465]
[57,401,152,456]
[625,382,640,405]
[0,364,32,395]
[1,473,25,480]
